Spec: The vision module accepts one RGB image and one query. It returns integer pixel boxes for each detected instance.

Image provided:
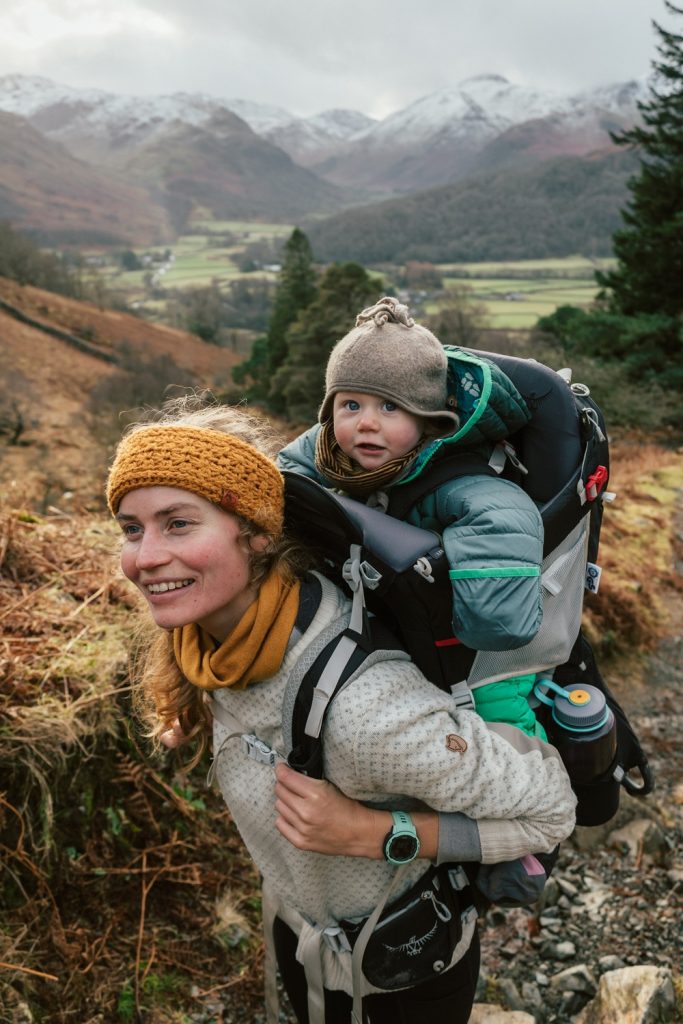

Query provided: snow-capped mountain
[0,71,646,233]
[309,73,647,191]
[263,108,377,166]
[0,75,255,165]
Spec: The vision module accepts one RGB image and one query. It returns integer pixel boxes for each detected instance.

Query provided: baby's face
[332,392,424,470]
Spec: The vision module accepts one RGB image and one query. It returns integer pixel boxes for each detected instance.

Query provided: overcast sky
[0,0,676,119]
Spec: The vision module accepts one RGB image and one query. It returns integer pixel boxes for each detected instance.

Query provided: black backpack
[282,349,653,826]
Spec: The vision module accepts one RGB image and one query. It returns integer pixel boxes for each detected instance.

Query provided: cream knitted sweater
[212,574,576,934]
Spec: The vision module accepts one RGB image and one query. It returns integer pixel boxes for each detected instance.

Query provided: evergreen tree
[597,2,683,317]
[265,228,317,412]
[231,228,317,407]
[273,262,381,424]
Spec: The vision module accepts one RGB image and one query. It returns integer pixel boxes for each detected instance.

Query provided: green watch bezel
[383,810,420,865]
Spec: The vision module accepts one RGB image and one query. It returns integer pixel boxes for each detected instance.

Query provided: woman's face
[117,486,267,642]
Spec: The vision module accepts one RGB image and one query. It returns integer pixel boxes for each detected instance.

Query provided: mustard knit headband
[106,425,284,537]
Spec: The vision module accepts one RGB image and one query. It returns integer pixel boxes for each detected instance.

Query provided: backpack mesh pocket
[468,518,589,688]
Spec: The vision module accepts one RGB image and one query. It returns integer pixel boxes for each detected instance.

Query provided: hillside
[0,277,241,506]
[121,113,350,229]
[305,147,638,263]
[0,111,171,246]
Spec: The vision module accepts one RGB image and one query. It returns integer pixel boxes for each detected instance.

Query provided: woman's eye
[169,519,190,530]
[122,523,141,538]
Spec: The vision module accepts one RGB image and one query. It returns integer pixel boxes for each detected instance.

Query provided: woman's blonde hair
[122,394,311,766]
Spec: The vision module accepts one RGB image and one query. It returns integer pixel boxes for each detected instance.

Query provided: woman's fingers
[273,762,387,858]
[159,718,186,748]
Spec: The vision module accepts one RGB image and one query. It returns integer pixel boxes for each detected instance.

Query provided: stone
[598,954,626,974]
[537,876,561,909]
[496,978,524,1011]
[575,965,675,1024]
[521,981,543,1010]
[607,818,671,867]
[548,964,598,996]
[556,877,579,899]
[550,940,576,961]
[666,865,683,886]
[469,1005,536,1024]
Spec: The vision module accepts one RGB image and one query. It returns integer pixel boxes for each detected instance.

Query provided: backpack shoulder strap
[286,615,406,779]
[388,451,497,520]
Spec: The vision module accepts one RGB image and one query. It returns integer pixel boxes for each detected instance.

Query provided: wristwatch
[382,811,420,865]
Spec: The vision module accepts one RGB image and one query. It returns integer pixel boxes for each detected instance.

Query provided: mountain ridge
[0,72,646,254]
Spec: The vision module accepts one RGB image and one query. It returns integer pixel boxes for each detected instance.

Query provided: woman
[107,396,576,1024]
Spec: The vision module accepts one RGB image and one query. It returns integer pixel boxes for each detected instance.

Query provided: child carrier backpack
[283,347,654,827]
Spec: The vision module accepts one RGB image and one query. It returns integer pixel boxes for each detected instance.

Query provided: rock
[548,963,598,996]
[549,940,576,961]
[608,818,671,866]
[469,1005,536,1023]
[666,864,683,886]
[598,954,626,974]
[496,978,524,1011]
[572,880,612,920]
[556,877,579,899]
[560,990,588,1016]
[520,981,543,1011]
[537,876,561,909]
[575,965,675,1023]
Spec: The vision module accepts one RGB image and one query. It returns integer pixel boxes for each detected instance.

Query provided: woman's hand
[274,763,389,858]
[159,718,188,749]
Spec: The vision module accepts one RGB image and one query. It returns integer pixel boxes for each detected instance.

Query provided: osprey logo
[446,734,468,753]
[383,920,438,957]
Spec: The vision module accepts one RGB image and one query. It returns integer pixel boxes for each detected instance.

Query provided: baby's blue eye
[383,401,397,412]
[346,400,360,411]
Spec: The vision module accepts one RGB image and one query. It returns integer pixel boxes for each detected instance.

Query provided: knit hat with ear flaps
[318,296,458,432]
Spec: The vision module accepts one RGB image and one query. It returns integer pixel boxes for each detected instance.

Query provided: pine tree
[597,2,683,317]
[231,228,317,407]
[273,262,381,424]
[265,228,317,413]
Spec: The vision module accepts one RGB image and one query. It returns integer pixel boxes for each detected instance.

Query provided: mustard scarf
[173,570,301,690]
[314,420,422,498]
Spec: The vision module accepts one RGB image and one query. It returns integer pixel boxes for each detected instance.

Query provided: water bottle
[534,677,619,825]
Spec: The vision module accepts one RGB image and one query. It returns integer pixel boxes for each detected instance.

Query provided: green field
[83,220,295,312]
[84,233,613,332]
[428,257,614,329]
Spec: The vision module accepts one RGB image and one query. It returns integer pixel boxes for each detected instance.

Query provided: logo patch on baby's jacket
[446,734,468,754]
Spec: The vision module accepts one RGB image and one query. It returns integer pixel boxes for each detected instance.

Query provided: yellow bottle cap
[568,688,591,706]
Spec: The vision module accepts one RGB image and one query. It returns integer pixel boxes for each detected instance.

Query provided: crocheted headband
[319,296,458,432]
[106,425,284,537]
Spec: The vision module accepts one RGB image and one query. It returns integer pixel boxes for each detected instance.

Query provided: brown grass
[0,506,264,1022]
[582,437,683,693]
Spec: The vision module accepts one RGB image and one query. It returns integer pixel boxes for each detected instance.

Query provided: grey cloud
[0,0,675,116]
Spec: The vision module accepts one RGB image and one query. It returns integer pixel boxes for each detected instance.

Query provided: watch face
[388,833,419,863]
